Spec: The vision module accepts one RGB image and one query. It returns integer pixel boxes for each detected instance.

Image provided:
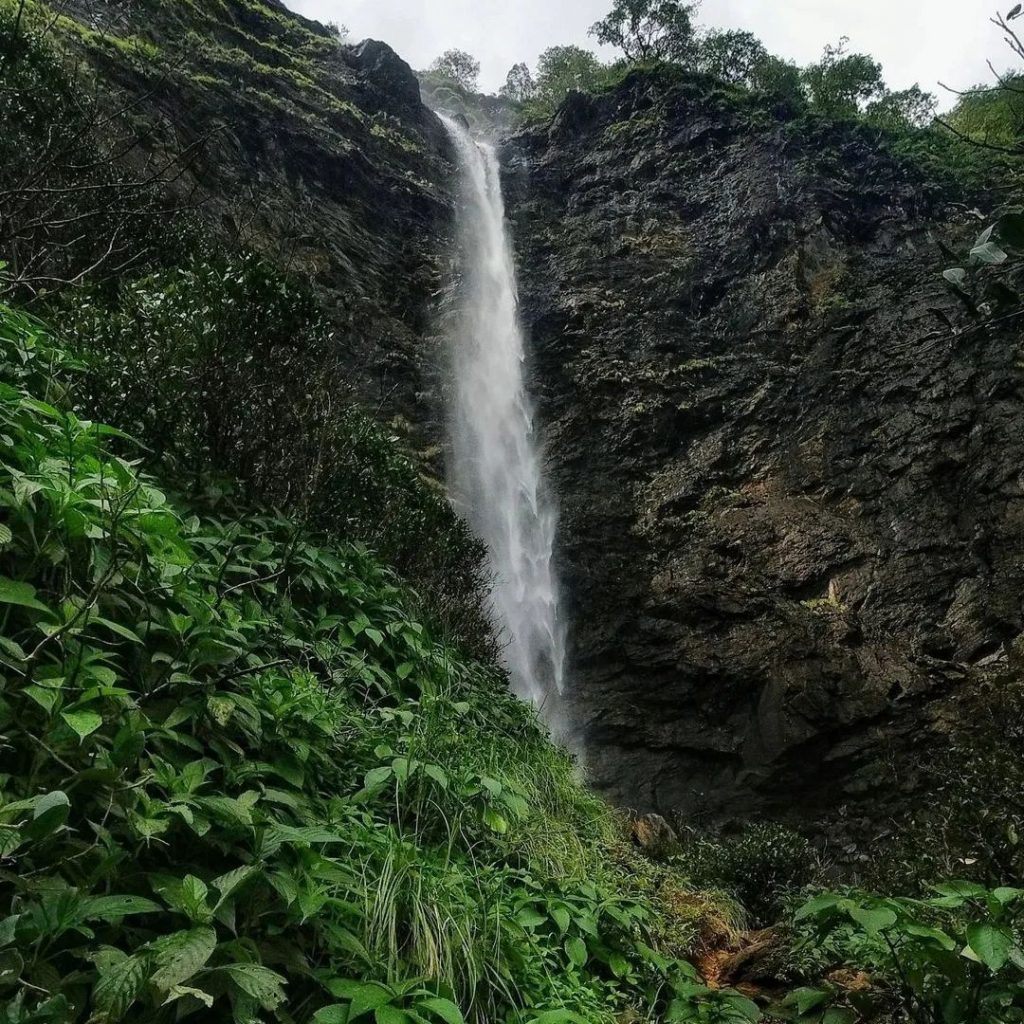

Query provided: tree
[864,85,937,131]
[749,54,805,105]
[935,7,1024,156]
[428,48,481,91]
[801,38,885,118]
[693,29,768,86]
[500,62,537,102]
[534,45,604,107]
[589,0,698,64]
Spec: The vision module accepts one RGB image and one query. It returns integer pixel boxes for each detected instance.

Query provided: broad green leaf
[375,1009,411,1024]
[993,887,1024,906]
[608,952,629,978]
[149,927,217,993]
[25,790,70,841]
[179,875,212,924]
[82,895,162,922]
[904,923,956,951]
[0,914,21,946]
[347,981,393,1019]
[216,963,287,1010]
[213,865,257,908]
[363,766,393,789]
[92,617,143,644]
[482,806,508,835]
[564,936,587,967]
[62,709,103,741]
[849,905,897,934]
[24,684,59,713]
[313,1008,350,1024]
[93,951,147,1021]
[419,997,464,1024]
[822,1010,857,1024]
[971,240,1008,265]
[794,893,844,921]
[790,987,830,1014]
[0,577,50,613]
[516,908,546,929]
[966,922,1013,972]
[550,907,570,933]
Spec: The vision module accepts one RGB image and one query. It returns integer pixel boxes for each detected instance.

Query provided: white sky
[284,0,1008,104]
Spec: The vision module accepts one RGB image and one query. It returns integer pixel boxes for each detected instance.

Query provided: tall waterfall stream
[441,117,567,721]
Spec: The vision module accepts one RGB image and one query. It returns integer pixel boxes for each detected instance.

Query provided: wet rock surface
[502,68,1024,828]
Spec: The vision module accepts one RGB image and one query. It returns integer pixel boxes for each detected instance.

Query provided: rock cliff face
[65,0,454,439]
[62,3,1024,834]
[502,70,1024,827]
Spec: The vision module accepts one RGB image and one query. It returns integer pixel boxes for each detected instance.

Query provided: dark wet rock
[502,68,1024,830]
[630,812,681,860]
[66,0,456,450]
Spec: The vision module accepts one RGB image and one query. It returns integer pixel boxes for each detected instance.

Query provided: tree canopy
[501,61,537,102]
[428,48,481,91]
[589,0,698,63]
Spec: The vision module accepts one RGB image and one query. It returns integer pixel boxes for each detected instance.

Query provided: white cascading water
[441,115,567,717]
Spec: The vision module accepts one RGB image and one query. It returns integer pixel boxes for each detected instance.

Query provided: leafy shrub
[870,673,1024,893]
[55,253,496,661]
[0,301,743,1024]
[784,883,1024,1023]
[679,824,819,926]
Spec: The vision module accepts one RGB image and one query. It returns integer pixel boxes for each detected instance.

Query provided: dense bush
[54,254,496,662]
[782,884,1024,1023]
[869,675,1024,894]
[678,824,820,927]
[0,302,753,1024]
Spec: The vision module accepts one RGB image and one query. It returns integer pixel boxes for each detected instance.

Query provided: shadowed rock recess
[501,69,1024,826]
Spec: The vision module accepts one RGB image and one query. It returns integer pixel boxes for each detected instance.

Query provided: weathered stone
[630,812,681,860]
[502,67,1024,834]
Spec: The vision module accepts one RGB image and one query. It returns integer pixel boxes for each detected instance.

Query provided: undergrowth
[0,304,741,1023]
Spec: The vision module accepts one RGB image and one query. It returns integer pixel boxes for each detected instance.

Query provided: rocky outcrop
[64,0,455,442]
[502,68,1024,828]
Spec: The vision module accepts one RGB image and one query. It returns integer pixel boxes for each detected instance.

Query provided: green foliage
[0,300,747,1024]
[870,676,1024,893]
[947,79,1024,152]
[501,62,537,103]
[522,46,607,118]
[428,49,481,92]
[788,884,1024,1023]
[800,38,884,120]
[0,0,177,295]
[692,30,768,87]
[590,0,699,63]
[942,211,1024,320]
[53,253,495,662]
[679,824,819,926]
[864,85,937,131]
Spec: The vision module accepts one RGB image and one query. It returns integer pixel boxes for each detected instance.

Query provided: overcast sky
[284,1,1009,103]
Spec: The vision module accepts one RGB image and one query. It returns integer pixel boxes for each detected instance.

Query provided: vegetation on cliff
[1,0,1023,1023]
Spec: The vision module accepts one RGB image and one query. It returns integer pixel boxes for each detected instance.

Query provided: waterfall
[441,116,567,717]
